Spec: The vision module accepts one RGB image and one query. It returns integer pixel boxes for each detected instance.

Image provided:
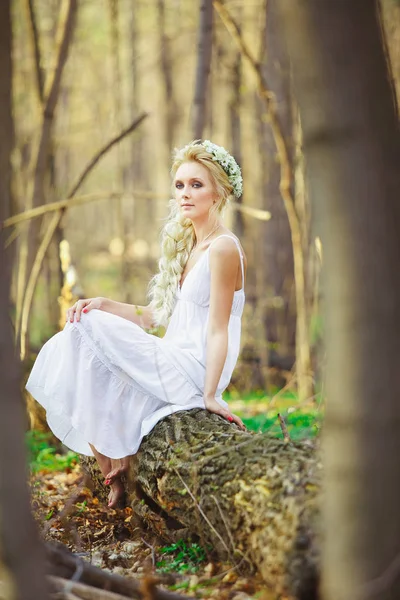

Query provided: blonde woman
[26,140,247,508]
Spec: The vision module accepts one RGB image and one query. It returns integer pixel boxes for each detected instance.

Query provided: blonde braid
[148,201,195,326]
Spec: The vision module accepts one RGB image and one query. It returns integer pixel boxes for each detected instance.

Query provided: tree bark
[0,3,49,597]
[82,409,321,600]
[157,0,177,151]
[17,0,78,360]
[229,25,244,237]
[192,0,213,139]
[260,0,296,360]
[277,2,400,599]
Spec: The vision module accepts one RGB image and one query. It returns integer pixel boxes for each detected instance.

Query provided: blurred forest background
[5,0,400,420]
[2,1,400,599]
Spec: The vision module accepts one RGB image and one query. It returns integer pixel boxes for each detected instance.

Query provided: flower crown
[202,140,243,198]
[179,140,243,198]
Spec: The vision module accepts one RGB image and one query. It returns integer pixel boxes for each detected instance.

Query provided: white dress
[26,235,245,458]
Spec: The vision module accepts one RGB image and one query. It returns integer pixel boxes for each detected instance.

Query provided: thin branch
[18,114,149,359]
[173,469,232,558]
[277,413,291,443]
[46,543,191,600]
[230,202,271,221]
[3,190,270,232]
[2,190,155,230]
[210,495,237,553]
[213,0,293,197]
[49,575,132,600]
[20,212,60,360]
[141,537,156,567]
[68,112,148,199]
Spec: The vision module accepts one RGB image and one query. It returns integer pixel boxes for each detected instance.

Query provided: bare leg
[89,443,111,477]
[104,456,130,484]
[89,444,125,508]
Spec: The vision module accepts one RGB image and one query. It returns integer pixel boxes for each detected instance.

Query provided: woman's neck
[192,220,222,245]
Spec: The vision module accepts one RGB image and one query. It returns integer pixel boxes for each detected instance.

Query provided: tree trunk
[157,0,177,151]
[380,0,400,108]
[277,2,400,599]
[192,0,213,139]
[0,3,49,597]
[213,0,313,404]
[258,0,297,362]
[82,409,321,600]
[229,35,244,237]
[17,0,78,361]
[108,0,130,304]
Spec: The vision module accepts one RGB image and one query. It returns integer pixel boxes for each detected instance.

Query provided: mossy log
[81,408,321,600]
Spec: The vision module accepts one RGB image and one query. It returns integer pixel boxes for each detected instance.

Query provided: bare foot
[107,479,125,509]
[104,457,130,485]
[204,398,246,431]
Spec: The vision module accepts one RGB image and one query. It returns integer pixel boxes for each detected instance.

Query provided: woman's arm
[203,238,245,430]
[66,297,155,329]
[99,298,155,329]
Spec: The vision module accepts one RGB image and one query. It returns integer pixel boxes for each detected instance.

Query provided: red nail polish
[82,308,87,313]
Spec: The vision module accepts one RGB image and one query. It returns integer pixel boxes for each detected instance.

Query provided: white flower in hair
[201,140,243,198]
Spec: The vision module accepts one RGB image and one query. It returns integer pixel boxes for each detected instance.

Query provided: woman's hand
[66,297,104,323]
[204,396,246,431]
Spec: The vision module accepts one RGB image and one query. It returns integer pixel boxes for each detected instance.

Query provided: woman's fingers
[225,410,246,431]
[66,299,92,323]
[75,299,92,321]
[204,398,246,431]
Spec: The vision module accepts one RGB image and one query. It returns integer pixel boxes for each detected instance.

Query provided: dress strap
[207,235,245,290]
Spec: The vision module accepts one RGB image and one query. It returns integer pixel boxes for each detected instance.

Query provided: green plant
[75,500,88,515]
[243,410,322,440]
[156,540,209,574]
[26,430,79,473]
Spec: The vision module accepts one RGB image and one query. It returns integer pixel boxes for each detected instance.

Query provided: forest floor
[30,394,322,599]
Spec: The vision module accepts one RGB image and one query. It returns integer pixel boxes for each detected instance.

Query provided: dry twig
[46,542,192,600]
[277,413,291,443]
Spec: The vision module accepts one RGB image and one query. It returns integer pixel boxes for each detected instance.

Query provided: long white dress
[26,235,245,458]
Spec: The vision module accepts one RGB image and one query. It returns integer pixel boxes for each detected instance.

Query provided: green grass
[26,430,79,473]
[156,540,209,574]
[243,410,321,440]
[224,389,324,440]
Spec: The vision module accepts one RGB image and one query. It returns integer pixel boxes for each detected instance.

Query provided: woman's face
[174,161,217,221]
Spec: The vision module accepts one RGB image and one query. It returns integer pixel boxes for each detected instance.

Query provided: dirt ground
[31,464,273,599]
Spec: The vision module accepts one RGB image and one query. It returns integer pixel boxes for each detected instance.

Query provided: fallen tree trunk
[82,408,321,600]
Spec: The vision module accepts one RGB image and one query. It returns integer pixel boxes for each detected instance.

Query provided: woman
[26,140,247,507]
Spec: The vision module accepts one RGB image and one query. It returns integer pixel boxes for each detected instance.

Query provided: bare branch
[277,413,291,443]
[18,114,149,358]
[68,112,148,199]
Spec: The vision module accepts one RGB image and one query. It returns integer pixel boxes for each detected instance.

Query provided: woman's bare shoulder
[208,231,246,261]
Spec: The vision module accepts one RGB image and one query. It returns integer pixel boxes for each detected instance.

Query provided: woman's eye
[193,182,202,188]
[175,183,183,189]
